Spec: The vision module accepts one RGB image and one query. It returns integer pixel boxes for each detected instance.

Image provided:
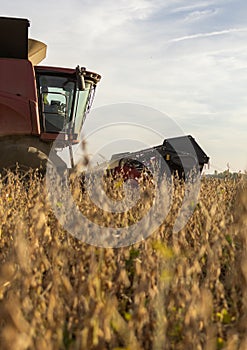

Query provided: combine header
[108,135,209,180]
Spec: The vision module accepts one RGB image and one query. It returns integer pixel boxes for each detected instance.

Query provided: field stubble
[0,170,246,350]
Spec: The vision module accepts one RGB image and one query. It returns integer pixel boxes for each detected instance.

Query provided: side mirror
[76,65,86,91]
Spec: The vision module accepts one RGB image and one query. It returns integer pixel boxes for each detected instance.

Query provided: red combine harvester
[0,16,209,179]
[0,16,100,172]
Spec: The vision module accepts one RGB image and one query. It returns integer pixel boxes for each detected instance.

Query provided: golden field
[0,171,246,350]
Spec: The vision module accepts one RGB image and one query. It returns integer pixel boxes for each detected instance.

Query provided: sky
[2,0,247,173]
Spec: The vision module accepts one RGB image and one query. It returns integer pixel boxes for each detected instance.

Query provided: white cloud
[169,1,223,14]
[183,9,219,22]
[168,27,247,43]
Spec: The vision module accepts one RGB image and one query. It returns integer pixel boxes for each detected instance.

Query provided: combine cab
[0,16,100,172]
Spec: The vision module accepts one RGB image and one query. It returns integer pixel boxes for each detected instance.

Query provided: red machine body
[0,58,39,135]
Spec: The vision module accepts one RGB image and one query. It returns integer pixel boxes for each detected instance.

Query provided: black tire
[0,136,66,175]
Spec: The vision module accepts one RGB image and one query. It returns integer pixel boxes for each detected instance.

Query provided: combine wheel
[0,136,66,176]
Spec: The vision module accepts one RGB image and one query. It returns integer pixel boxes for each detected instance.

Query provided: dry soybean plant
[0,170,246,350]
